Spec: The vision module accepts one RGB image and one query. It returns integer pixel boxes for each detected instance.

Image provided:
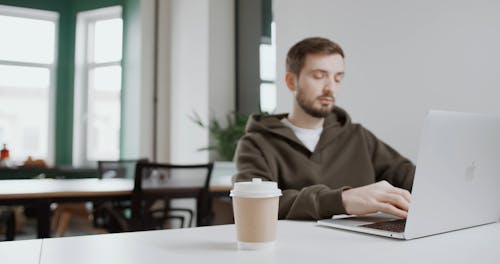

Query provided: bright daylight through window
[0,5,58,164]
[259,22,276,113]
[73,6,122,165]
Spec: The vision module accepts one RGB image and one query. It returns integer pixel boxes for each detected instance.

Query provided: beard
[296,89,334,118]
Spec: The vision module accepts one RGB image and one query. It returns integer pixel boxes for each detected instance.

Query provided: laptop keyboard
[360,219,407,233]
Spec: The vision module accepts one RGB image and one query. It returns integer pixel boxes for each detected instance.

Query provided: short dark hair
[286,37,345,76]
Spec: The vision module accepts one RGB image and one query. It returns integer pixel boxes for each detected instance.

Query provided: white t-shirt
[281,118,323,152]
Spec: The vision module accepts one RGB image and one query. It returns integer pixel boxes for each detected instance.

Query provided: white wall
[122,0,234,163]
[275,0,500,162]
[209,0,235,160]
[155,0,235,163]
[168,0,210,163]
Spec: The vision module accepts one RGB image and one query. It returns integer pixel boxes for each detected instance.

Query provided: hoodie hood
[244,106,352,152]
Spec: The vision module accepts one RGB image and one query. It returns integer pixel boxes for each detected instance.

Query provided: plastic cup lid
[230,178,282,198]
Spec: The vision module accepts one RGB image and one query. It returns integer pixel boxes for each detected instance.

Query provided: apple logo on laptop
[465,161,476,182]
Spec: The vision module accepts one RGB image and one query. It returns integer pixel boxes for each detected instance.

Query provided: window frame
[0,4,59,165]
[73,6,123,166]
[259,21,276,113]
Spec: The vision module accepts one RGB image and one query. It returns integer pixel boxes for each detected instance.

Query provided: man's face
[288,53,345,118]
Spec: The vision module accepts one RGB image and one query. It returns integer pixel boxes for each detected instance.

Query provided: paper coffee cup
[230,178,282,250]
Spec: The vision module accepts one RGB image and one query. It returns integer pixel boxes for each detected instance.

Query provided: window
[0,5,58,164]
[259,21,276,113]
[73,6,123,166]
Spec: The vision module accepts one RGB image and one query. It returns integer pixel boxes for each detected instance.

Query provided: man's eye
[335,75,344,83]
[313,73,324,79]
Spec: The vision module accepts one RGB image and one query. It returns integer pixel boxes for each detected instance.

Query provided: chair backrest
[131,162,214,230]
[97,159,148,179]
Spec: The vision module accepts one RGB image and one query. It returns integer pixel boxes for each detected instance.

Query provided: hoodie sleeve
[234,135,350,220]
[279,185,350,220]
[362,127,415,191]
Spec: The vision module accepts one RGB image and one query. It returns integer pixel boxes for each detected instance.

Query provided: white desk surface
[38,220,500,264]
[0,239,42,264]
[0,176,232,199]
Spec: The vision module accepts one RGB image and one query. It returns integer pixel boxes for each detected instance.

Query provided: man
[234,37,415,220]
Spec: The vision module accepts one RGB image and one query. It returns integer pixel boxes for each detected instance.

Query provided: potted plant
[191,112,249,162]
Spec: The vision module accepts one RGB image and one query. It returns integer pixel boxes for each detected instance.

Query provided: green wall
[0,0,132,165]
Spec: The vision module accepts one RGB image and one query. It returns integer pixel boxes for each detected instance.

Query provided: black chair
[0,209,15,241]
[92,159,148,232]
[97,159,149,180]
[50,159,151,236]
[130,162,214,231]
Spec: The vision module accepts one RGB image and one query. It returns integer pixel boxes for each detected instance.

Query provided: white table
[0,239,42,264]
[37,220,500,264]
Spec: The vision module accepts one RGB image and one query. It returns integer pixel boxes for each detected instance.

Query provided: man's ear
[285,72,298,92]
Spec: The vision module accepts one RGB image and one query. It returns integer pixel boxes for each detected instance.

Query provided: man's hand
[341,180,411,218]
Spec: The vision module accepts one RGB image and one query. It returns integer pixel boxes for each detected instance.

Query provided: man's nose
[323,85,333,96]
[323,81,338,96]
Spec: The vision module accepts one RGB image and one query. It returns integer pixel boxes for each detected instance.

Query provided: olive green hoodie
[234,106,415,220]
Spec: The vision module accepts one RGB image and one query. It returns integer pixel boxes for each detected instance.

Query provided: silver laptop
[317,110,500,239]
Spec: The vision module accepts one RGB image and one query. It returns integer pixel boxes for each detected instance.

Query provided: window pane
[260,83,277,113]
[0,67,49,162]
[0,15,55,64]
[86,66,121,161]
[92,65,121,91]
[259,44,276,81]
[0,65,49,88]
[93,18,123,63]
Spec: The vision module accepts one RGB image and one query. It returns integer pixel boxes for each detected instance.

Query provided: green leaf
[191,111,250,161]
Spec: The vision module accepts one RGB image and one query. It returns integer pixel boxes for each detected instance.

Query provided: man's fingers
[389,187,412,203]
[375,181,411,203]
[376,203,408,219]
[379,193,410,211]
[343,182,412,218]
